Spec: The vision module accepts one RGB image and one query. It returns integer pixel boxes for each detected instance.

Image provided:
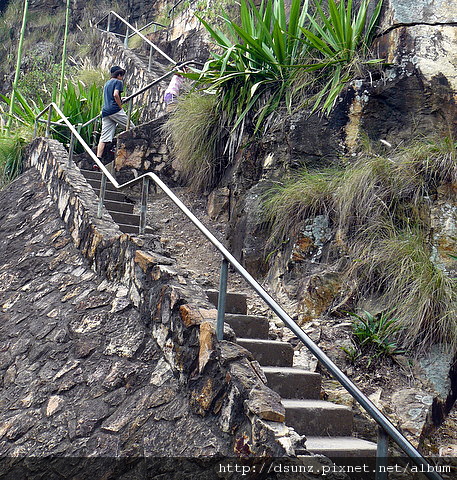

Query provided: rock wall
[0,137,304,469]
[115,115,175,184]
[0,169,234,470]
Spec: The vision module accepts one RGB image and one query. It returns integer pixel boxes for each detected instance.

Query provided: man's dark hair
[110,65,126,77]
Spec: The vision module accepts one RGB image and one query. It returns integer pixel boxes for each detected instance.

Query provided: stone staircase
[80,168,150,235]
[206,289,378,459]
[79,128,377,458]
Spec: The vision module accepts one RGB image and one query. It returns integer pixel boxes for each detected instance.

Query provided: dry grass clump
[263,169,340,248]
[263,136,457,351]
[163,92,228,192]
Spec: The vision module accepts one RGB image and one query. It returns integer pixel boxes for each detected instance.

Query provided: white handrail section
[95,11,176,66]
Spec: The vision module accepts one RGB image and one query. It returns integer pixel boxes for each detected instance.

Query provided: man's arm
[113,89,123,109]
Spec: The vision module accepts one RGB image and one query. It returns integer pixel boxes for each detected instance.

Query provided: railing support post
[45,105,53,137]
[375,427,389,480]
[68,131,76,167]
[106,12,111,32]
[97,172,107,219]
[148,45,153,71]
[140,176,149,234]
[124,26,129,47]
[126,100,133,130]
[216,258,229,341]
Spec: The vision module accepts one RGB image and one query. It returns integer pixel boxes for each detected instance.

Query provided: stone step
[110,211,141,226]
[86,177,120,193]
[93,188,134,203]
[237,338,294,367]
[225,314,269,339]
[304,436,377,458]
[104,199,134,214]
[262,366,321,400]
[282,399,353,436]
[80,169,105,180]
[206,289,247,315]
[118,223,154,235]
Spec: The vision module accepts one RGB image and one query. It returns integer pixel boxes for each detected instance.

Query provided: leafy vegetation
[1,80,104,148]
[342,310,404,365]
[168,0,383,191]
[191,0,311,147]
[263,137,457,351]
[0,133,26,188]
[300,0,383,114]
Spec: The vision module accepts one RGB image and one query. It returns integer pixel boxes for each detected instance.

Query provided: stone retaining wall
[25,137,299,458]
[115,116,177,184]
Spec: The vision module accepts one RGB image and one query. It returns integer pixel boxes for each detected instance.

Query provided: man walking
[96,65,134,162]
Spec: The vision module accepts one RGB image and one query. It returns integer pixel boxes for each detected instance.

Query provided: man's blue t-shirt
[102,78,123,117]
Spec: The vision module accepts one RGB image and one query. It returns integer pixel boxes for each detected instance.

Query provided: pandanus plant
[189,0,383,146]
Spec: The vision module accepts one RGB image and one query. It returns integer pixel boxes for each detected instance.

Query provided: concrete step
[206,289,247,315]
[110,211,141,226]
[86,177,120,192]
[80,169,103,180]
[104,199,134,214]
[262,366,321,400]
[225,314,269,339]
[305,436,377,458]
[93,188,134,203]
[237,338,294,367]
[282,399,353,436]
[118,224,154,235]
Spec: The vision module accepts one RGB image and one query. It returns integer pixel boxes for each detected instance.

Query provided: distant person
[164,69,185,111]
[96,65,135,163]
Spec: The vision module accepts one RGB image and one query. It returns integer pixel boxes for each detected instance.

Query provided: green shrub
[300,0,383,114]
[1,79,104,149]
[0,132,26,187]
[191,0,311,142]
[344,310,404,365]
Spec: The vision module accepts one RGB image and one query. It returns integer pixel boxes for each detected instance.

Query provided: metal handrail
[33,103,444,480]
[168,0,187,17]
[95,10,176,67]
[128,20,167,38]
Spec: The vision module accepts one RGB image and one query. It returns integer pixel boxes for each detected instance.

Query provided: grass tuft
[163,92,228,192]
[263,168,339,247]
[263,136,457,352]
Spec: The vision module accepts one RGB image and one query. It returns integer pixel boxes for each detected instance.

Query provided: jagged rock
[207,187,230,221]
[297,272,343,323]
[391,388,434,447]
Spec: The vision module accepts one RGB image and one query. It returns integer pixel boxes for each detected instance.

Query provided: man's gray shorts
[99,110,135,143]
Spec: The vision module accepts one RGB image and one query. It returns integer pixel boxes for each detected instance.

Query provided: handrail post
[140,176,149,234]
[45,105,53,137]
[126,100,133,130]
[148,45,153,71]
[92,118,99,149]
[68,130,76,167]
[33,119,38,138]
[216,258,229,341]
[375,426,389,480]
[97,172,107,218]
[106,12,111,32]
[124,26,129,47]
